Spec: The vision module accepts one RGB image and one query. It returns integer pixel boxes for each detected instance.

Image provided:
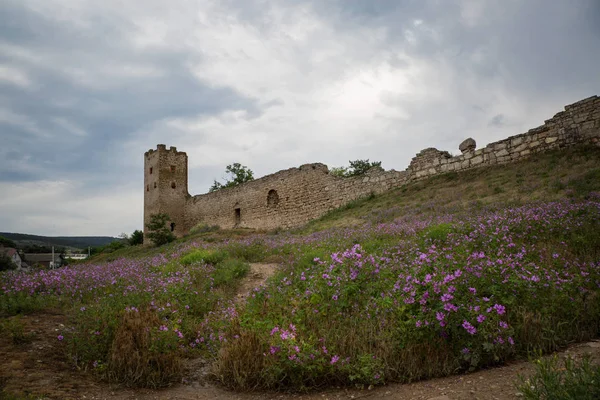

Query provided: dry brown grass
[212,324,272,390]
[107,308,181,388]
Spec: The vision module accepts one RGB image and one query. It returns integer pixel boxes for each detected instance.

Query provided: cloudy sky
[1,0,599,236]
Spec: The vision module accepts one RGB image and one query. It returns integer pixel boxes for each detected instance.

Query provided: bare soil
[2,263,599,400]
[235,263,279,304]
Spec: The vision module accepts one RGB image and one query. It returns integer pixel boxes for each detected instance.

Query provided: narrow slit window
[171,182,176,189]
[146,185,149,192]
[149,167,153,174]
[154,182,157,189]
[267,189,280,207]
[170,165,176,172]
[234,208,241,225]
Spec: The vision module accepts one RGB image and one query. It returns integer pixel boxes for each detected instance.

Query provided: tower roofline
[145,144,187,156]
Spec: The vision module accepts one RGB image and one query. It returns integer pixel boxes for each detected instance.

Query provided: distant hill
[0,232,121,250]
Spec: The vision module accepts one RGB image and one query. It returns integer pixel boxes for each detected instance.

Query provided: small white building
[64,253,88,260]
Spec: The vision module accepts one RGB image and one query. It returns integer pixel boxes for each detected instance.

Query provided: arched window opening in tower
[267,189,280,207]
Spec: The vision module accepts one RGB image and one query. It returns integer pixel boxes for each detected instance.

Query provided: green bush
[516,354,600,399]
[213,258,250,288]
[330,160,383,177]
[145,213,176,247]
[129,230,144,246]
[180,249,228,266]
[420,223,456,243]
[0,252,17,271]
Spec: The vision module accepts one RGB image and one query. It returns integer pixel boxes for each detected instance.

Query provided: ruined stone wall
[144,96,600,236]
[184,164,409,230]
[406,96,600,181]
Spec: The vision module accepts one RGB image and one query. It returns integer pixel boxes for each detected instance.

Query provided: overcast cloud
[1,0,599,236]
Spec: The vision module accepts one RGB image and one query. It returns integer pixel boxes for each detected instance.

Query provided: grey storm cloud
[0,0,599,235]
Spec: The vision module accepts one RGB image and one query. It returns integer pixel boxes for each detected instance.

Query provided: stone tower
[143,144,188,241]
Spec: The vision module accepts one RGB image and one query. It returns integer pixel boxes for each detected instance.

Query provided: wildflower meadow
[1,197,599,390]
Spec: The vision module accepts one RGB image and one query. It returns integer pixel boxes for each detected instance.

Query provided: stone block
[471,155,484,165]
[493,142,508,150]
[459,137,476,154]
[545,137,558,144]
[515,143,528,152]
[511,137,524,147]
[496,149,509,157]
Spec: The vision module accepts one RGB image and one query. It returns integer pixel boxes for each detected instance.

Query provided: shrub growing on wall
[145,214,176,247]
[330,159,383,177]
[209,163,254,192]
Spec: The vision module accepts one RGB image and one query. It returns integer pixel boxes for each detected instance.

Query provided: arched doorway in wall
[267,189,279,208]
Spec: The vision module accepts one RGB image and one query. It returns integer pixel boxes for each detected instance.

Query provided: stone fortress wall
[144,96,600,238]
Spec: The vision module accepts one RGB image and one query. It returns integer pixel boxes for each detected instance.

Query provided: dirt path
[83,340,600,400]
[1,263,599,400]
[235,263,279,304]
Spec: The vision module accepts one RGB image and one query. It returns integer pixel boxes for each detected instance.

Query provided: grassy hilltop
[1,145,599,394]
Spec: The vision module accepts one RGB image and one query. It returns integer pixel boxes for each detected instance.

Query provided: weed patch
[516,354,600,399]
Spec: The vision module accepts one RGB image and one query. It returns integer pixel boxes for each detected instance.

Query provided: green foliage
[225,241,269,262]
[21,244,66,254]
[0,316,35,344]
[420,223,456,244]
[145,213,176,247]
[0,293,53,316]
[209,163,254,192]
[188,223,220,235]
[210,201,600,390]
[0,252,16,271]
[180,249,228,266]
[516,354,600,399]
[331,160,383,177]
[129,230,144,246]
[0,235,17,248]
[329,166,349,177]
[213,258,250,288]
[567,169,600,198]
[90,240,128,256]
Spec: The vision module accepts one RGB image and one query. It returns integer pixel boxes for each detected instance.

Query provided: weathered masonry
[144,96,600,238]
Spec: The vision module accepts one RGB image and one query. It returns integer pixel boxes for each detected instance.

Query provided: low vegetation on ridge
[1,145,599,395]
